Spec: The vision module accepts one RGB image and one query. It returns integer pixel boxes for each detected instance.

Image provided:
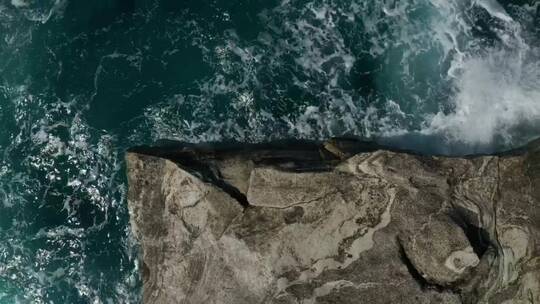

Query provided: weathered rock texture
[126,139,540,304]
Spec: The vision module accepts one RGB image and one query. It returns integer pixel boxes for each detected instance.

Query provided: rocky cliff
[126,138,540,304]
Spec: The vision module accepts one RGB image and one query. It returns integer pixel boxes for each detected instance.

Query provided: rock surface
[126,139,540,304]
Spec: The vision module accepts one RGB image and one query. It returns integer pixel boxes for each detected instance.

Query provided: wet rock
[126,138,540,304]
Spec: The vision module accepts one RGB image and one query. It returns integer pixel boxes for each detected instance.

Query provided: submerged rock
[126,138,540,304]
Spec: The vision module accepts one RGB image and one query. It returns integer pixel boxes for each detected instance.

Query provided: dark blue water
[0,0,538,302]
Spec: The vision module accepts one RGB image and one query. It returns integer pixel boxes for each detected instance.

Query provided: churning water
[0,0,538,302]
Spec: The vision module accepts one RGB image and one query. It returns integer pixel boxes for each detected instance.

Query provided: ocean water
[0,0,538,302]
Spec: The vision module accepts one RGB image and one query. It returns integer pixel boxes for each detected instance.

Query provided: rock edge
[126,138,540,304]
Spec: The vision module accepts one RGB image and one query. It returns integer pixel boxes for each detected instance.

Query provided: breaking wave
[0,0,538,303]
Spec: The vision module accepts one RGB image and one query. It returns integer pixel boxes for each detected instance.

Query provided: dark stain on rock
[283,206,305,224]
[448,208,491,258]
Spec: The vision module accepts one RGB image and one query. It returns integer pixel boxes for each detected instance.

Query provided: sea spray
[0,0,538,302]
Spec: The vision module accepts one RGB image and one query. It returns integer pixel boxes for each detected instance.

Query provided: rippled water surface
[0,0,539,302]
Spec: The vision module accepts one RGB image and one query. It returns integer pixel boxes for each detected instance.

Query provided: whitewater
[0,0,538,302]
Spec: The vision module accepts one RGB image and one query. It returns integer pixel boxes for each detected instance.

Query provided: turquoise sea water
[0,0,538,302]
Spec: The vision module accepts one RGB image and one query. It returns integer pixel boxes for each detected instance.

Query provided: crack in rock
[126,138,540,304]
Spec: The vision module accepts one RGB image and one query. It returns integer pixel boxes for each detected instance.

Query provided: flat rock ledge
[126,138,540,304]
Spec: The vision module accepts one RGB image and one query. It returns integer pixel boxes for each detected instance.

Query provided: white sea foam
[423,48,540,144]
[1,1,538,301]
[141,0,538,151]
[0,83,138,302]
[11,0,67,23]
[10,0,29,8]
[420,1,540,146]
[475,0,513,22]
